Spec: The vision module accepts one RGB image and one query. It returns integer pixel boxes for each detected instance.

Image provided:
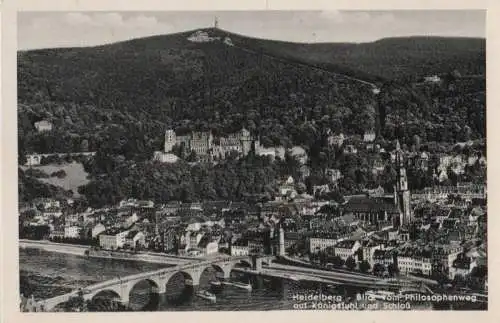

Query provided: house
[231,238,250,256]
[343,145,358,155]
[424,75,441,83]
[325,169,342,184]
[363,131,376,143]
[25,154,42,167]
[327,132,345,147]
[397,249,433,276]
[163,227,179,252]
[449,254,476,280]
[43,207,63,218]
[49,226,65,239]
[33,198,60,210]
[284,232,302,249]
[124,231,145,249]
[64,225,81,239]
[334,240,361,261]
[99,228,130,250]
[34,120,53,132]
[372,249,395,268]
[313,184,330,197]
[359,239,384,266]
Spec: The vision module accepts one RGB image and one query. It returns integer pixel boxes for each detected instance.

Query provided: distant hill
[17,28,485,159]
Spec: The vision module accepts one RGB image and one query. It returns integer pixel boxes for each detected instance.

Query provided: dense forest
[17,28,486,205]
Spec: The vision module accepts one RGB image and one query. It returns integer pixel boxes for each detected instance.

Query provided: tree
[345,256,356,271]
[331,255,345,268]
[80,139,89,152]
[359,260,371,273]
[387,263,399,277]
[373,263,385,276]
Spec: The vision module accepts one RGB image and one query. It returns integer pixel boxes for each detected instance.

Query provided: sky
[18,10,486,50]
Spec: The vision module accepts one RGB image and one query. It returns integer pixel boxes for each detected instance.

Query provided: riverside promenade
[19,239,200,265]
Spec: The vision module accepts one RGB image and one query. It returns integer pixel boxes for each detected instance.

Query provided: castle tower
[394,140,411,226]
[240,128,253,155]
[164,129,176,153]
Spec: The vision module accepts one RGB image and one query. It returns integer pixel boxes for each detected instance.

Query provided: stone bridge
[38,255,273,311]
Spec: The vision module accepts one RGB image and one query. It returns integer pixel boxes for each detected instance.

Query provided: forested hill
[18,28,485,159]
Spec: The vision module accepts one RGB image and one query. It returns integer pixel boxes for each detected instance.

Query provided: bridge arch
[199,264,231,283]
[128,278,162,311]
[237,259,252,268]
[91,289,122,303]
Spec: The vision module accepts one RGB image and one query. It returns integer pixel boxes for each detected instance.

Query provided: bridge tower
[278,222,285,256]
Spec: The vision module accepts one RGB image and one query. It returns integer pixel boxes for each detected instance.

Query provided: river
[21,248,481,311]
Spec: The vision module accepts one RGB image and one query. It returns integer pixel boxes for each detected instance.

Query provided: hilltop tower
[164,129,176,153]
[214,16,219,29]
[394,140,412,226]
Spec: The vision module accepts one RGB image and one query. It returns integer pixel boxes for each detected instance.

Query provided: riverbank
[18,239,197,265]
[19,239,88,256]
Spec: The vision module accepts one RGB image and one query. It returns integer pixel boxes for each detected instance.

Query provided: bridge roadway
[247,263,422,290]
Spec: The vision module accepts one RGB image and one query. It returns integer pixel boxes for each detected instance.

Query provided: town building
[64,225,81,239]
[327,132,345,147]
[99,228,130,250]
[231,239,250,256]
[334,240,361,261]
[449,253,477,280]
[34,120,53,132]
[124,231,145,249]
[397,249,433,276]
[25,154,42,167]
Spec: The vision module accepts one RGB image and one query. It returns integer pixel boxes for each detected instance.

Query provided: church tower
[394,140,411,226]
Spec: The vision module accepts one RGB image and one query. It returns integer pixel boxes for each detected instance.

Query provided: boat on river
[222,280,252,291]
[196,290,216,302]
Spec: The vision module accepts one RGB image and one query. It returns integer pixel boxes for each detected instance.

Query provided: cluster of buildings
[20,127,487,290]
[153,127,309,164]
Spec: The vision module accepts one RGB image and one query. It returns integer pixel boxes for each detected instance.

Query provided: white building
[231,244,250,256]
[334,240,361,261]
[25,154,42,166]
[310,236,342,253]
[34,120,53,132]
[397,254,432,276]
[99,229,130,250]
[64,225,81,239]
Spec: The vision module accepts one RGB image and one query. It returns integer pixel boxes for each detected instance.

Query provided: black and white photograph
[16,10,487,312]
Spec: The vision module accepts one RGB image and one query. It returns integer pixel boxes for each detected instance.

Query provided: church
[342,140,413,228]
